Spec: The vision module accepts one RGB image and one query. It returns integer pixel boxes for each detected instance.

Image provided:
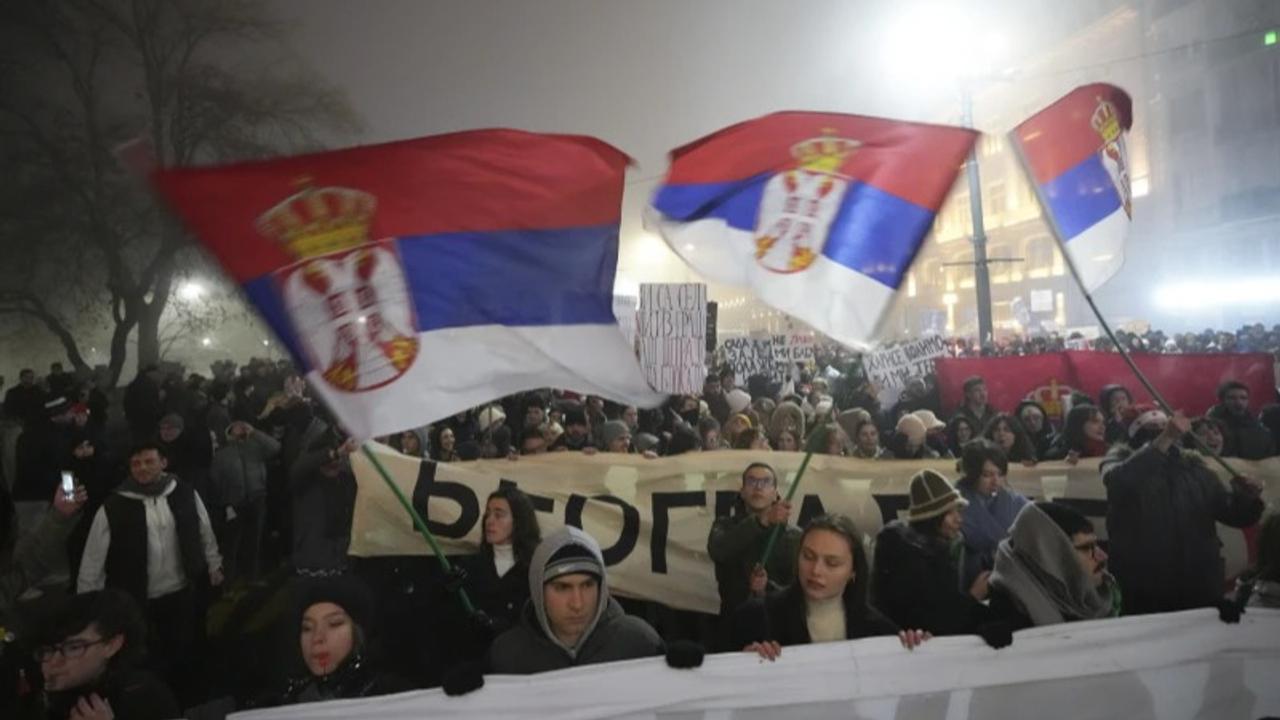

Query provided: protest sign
[350,446,1277,616]
[863,336,949,405]
[771,332,816,379]
[636,283,706,394]
[720,336,776,382]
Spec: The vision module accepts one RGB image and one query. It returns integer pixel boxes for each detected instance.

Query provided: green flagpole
[758,412,832,567]
[360,443,477,616]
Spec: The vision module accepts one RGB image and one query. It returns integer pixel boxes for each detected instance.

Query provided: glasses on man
[34,637,108,663]
[743,475,776,489]
[1072,540,1101,556]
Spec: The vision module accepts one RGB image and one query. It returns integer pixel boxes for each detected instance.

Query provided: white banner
[233,608,1280,720]
[636,283,707,394]
[770,332,815,380]
[349,446,1279,616]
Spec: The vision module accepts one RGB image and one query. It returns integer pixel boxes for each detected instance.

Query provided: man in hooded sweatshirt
[487,526,663,674]
[75,440,223,705]
[986,502,1121,632]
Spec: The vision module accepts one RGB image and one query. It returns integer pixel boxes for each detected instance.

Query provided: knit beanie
[601,420,630,448]
[896,413,928,446]
[726,388,752,414]
[159,413,185,431]
[543,543,604,584]
[477,405,507,432]
[1121,403,1166,439]
[907,469,968,522]
[295,574,375,637]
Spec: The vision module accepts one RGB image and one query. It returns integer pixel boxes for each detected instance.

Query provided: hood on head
[528,526,608,658]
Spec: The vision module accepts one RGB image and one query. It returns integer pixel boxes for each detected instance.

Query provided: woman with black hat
[873,470,993,636]
[269,575,407,705]
[734,514,929,660]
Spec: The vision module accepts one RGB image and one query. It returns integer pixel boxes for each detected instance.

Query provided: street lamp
[882,3,1009,346]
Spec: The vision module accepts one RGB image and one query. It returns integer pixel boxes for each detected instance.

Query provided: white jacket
[77,479,222,598]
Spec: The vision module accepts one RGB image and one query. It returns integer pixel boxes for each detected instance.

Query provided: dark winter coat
[12,419,72,502]
[1207,404,1276,460]
[707,499,801,617]
[288,444,357,573]
[872,521,991,636]
[487,596,662,674]
[732,582,899,649]
[272,655,408,707]
[1101,443,1264,614]
[456,550,530,632]
[43,667,179,720]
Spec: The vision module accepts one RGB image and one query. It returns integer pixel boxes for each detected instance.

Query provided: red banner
[935,351,1277,422]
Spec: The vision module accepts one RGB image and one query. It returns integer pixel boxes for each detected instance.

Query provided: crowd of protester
[936,322,1280,359]
[0,345,1276,718]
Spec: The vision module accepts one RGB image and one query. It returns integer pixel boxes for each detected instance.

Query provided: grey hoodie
[488,527,663,674]
[989,504,1116,626]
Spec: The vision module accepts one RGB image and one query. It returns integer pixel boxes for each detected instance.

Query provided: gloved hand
[977,621,1013,649]
[443,565,469,594]
[1216,599,1243,624]
[442,661,485,696]
[665,640,705,669]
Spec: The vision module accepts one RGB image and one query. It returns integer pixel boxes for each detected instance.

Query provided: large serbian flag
[152,130,663,439]
[647,112,977,347]
[1010,84,1133,291]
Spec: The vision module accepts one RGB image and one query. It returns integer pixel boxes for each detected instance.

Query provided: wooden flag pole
[1008,135,1242,480]
[360,443,478,615]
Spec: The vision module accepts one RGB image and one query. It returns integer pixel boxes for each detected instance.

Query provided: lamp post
[960,84,994,347]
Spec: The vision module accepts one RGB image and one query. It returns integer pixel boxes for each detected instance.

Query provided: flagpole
[758,413,832,567]
[360,443,479,615]
[1008,134,1242,480]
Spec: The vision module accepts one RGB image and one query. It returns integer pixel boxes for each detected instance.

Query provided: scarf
[1082,437,1109,458]
[989,505,1115,626]
[117,474,173,497]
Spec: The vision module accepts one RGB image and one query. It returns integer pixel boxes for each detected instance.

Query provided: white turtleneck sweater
[493,543,516,578]
[805,595,847,643]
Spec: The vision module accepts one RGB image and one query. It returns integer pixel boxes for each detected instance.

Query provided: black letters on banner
[797,494,828,528]
[564,494,640,566]
[871,494,911,526]
[650,491,707,574]
[412,461,480,539]
[714,489,740,519]
[497,478,556,515]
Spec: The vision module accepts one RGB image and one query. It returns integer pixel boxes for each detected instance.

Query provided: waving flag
[1010,84,1133,291]
[152,130,662,439]
[647,112,977,347]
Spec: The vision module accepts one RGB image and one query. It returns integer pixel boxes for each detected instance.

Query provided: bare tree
[0,0,358,386]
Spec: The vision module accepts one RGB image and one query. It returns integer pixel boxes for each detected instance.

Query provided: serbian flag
[1010,84,1133,291]
[152,130,663,439]
[647,112,977,347]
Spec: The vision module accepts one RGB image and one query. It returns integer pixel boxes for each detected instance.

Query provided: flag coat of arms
[647,112,977,347]
[1010,83,1134,291]
[152,130,663,438]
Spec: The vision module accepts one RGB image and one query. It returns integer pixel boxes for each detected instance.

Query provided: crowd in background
[0,343,1277,719]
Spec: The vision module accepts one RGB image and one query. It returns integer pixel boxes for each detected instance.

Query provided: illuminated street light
[178,281,205,301]
[201,337,212,347]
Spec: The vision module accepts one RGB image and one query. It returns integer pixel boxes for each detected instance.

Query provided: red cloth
[935,351,1276,421]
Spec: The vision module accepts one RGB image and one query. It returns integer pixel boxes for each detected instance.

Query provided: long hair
[945,415,975,456]
[797,514,873,619]
[982,412,1037,463]
[482,486,542,564]
[1061,404,1105,453]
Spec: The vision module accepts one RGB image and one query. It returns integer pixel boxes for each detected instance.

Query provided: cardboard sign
[863,336,949,404]
[636,284,707,394]
[771,332,816,379]
[721,337,776,382]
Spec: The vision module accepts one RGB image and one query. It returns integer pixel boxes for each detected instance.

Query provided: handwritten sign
[721,337,776,382]
[864,335,948,404]
[637,284,707,394]
[771,333,815,379]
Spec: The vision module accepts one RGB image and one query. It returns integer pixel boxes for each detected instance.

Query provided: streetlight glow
[178,281,205,301]
[201,337,212,347]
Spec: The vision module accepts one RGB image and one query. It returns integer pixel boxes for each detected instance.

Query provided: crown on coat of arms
[1091,99,1122,143]
[791,131,860,175]
[256,181,377,259]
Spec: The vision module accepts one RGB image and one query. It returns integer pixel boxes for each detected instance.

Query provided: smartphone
[60,471,76,500]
